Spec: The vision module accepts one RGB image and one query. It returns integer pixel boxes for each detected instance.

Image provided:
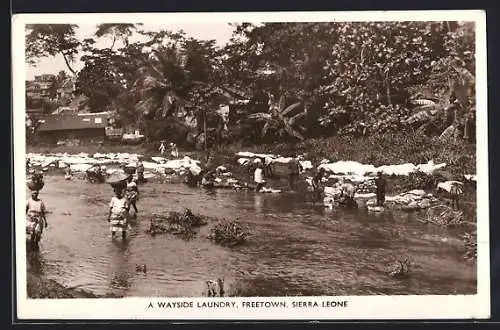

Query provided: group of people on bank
[251,157,387,208]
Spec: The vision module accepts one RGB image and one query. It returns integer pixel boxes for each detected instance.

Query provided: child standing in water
[108,185,130,240]
[125,175,139,215]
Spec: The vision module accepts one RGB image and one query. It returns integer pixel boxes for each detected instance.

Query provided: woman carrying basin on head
[26,188,48,250]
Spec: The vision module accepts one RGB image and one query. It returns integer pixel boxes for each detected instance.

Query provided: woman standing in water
[254,162,266,193]
[374,171,387,207]
[108,184,130,240]
[26,189,48,250]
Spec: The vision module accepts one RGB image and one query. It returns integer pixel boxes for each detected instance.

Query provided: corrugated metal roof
[37,114,107,132]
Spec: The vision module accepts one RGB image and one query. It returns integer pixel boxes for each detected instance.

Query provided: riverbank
[27,272,123,298]
[27,134,476,176]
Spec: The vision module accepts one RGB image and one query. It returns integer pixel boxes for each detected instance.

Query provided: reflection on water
[25,175,476,297]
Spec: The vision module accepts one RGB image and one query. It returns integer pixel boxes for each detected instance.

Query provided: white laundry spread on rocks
[26,151,474,202]
[26,153,202,177]
[236,152,446,177]
[236,152,313,171]
[318,160,446,177]
[464,174,477,182]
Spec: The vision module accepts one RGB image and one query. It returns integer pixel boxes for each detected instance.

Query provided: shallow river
[26,175,476,297]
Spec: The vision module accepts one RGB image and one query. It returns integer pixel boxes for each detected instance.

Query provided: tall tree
[94,23,142,49]
[25,24,80,75]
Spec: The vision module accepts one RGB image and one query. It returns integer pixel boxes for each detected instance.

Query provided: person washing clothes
[338,178,357,208]
[64,166,72,180]
[311,167,326,203]
[374,171,387,207]
[201,171,216,189]
[169,142,179,158]
[254,162,266,193]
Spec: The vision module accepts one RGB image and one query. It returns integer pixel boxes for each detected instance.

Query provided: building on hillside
[36,112,110,143]
[26,74,56,99]
[56,77,76,100]
[26,107,45,116]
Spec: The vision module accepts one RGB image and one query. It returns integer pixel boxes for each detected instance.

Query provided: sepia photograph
[12,10,489,320]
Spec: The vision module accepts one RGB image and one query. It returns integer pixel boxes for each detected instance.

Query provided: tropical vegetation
[25,21,476,149]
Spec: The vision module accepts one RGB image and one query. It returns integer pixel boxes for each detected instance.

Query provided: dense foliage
[26,21,476,148]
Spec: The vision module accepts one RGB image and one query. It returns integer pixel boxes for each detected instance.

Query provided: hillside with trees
[25,21,476,151]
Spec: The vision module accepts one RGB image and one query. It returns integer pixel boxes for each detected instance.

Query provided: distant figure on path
[374,171,387,207]
[254,162,266,193]
[108,185,130,240]
[159,141,166,155]
[169,142,179,158]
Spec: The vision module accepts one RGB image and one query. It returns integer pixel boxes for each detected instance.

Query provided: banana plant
[246,95,307,140]
[404,63,475,140]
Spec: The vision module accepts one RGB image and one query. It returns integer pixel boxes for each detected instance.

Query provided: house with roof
[36,112,111,143]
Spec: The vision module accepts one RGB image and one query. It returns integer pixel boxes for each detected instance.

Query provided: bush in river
[388,257,414,278]
[462,230,477,262]
[418,205,466,227]
[146,208,208,241]
[207,220,249,247]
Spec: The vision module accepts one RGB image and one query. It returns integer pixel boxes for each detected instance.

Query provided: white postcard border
[12,10,490,320]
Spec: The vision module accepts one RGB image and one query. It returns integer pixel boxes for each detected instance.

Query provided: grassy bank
[27,272,122,299]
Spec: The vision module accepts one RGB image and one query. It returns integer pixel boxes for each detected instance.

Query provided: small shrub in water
[146,208,208,241]
[208,220,249,247]
[462,230,477,262]
[419,205,465,227]
[388,257,413,278]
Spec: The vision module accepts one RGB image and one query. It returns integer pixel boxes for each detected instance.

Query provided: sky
[25,23,236,80]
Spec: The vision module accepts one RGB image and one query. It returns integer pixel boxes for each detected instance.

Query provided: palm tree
[117,45,193,142]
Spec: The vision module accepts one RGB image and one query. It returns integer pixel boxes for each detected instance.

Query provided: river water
[26,175,476,297]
